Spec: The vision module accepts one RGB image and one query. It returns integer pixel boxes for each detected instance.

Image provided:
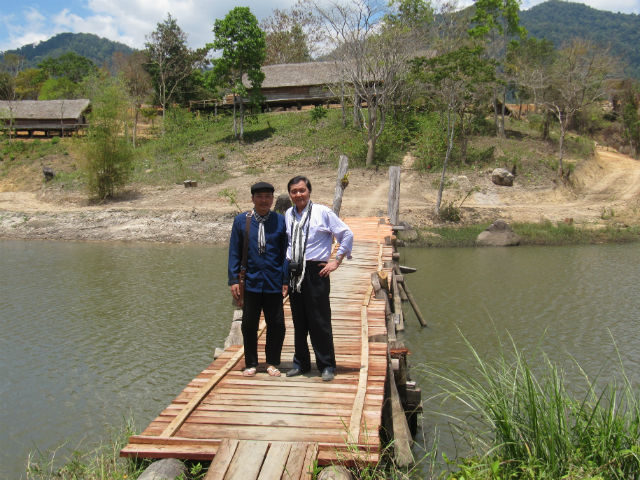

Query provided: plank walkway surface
[121,217,394,472]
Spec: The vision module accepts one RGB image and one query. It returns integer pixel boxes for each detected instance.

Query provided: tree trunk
[239,99,245,141]
[365,105,377,166]
[558,115,566,176]
[353,94,360,128]
[436,110,456,215]
[232,94,238,139]
[341,82,346,128]
[133,107,139,149]
[500,87,506,137]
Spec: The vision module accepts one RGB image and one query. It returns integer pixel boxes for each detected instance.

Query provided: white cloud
[1,0,299,52]
[3,0,636,53]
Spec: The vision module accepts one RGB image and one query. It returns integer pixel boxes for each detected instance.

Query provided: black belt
[306,260,327,265]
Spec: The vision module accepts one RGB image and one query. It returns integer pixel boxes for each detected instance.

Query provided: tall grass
[422,334,640,479]
[25,418,148,480]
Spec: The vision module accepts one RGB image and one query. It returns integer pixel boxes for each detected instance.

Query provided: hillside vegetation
[1,33,134,72]
[520,0,640,78]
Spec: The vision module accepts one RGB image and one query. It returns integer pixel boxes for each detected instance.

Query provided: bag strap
[240,211,252,274]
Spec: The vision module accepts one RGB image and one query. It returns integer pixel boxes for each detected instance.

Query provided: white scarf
[290,201,312,292]
[252,209,270,255]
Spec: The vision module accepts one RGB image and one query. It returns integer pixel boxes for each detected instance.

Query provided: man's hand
[230,284,241,302]
[319,260,339,277]
[282,285,289,297]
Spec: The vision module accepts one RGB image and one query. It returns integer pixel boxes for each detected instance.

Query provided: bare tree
[543,39,618,176]
[114,51,153,147]
[314,0,412,166]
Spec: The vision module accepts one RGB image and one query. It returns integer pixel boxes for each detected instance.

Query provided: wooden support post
[396,276,427,328]
[388,360,414,467]
[385,295,396,341]
[388,166,401,226]
[332,155,349,216]
[392,274,404,332]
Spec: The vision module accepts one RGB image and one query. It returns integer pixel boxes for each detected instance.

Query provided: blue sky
[1,0,639,53]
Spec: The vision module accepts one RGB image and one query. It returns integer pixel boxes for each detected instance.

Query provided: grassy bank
[408,222,640,248]
[422,335,640,479]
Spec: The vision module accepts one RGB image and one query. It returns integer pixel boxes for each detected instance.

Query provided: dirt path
[0,147,638,243]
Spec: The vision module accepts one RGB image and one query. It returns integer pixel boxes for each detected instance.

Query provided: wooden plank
[225,440,269,480]
[159,346,246,437]
[204,438,238,480]
[299,443,319,480]
[283,442,309,480]
[257,442,292,480]
[347,305,369,444]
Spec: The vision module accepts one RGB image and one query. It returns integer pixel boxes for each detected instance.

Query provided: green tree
[38,52,97,83]
[470,0,526,137]
[15,68,47,99]
[38,77,81,99]
[260,1,322,65]
[620,80,640,158]
[145,14,209,128]
[209,7,266,141]
[83,75,134,200]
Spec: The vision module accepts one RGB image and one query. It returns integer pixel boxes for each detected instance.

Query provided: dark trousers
[241,290,285,368]
[289,262,335,372]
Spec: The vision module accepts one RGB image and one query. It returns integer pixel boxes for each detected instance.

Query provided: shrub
[310,105,328,122]
[83,76,133,199]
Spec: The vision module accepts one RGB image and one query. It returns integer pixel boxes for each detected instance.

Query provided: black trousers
[241,290,285,369]
[289,262,335,372]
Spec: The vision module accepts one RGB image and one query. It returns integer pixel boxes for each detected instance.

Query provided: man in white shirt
[284,176,354,381]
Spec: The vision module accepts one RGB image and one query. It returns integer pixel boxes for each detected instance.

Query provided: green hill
[519,0,640,78]
[1,32,136,71]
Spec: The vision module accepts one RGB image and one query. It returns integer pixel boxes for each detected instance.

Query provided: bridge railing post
[388,166,400,226]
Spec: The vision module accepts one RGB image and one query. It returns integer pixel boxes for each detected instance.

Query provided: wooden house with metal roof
[0,99,91,137]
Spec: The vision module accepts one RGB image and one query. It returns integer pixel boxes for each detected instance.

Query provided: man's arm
[319,210,353,277]
[227,215,243,286]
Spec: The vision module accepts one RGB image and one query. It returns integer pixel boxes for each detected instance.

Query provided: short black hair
[287,175,312,193]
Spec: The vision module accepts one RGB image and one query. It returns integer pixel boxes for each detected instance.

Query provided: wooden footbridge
[121,215,419,479]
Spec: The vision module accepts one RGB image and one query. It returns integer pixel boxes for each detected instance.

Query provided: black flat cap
[251,181,275,194]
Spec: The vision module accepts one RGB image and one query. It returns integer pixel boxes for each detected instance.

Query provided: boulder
[42,166,55,181]
[491,168,514,186]
[318,465,353,480]
[274,193,292,214]
[138,458,186,480]
[476,220,521,247]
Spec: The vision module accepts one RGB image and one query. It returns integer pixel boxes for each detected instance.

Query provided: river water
[1,240,639,478]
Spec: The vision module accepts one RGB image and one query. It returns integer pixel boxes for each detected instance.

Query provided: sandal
[242,367,257,377]
[266,365,281,377]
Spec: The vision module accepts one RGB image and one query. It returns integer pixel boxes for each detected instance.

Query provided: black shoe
[286,368,304,377]
[321,367,335,382]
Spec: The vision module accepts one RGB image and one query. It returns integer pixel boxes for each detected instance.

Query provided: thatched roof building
[0,99,91,136]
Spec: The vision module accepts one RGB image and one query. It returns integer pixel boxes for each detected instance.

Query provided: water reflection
[398,243,640,461]
[1,240,234,479]
[2,240,639,477]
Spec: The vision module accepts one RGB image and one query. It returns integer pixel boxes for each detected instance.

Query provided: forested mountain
[1,32,136,70]
[519,0,640,78]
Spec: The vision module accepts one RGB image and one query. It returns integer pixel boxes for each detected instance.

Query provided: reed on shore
[421,333,640,479]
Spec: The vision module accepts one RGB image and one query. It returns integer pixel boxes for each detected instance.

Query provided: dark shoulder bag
[236,212,252,308]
